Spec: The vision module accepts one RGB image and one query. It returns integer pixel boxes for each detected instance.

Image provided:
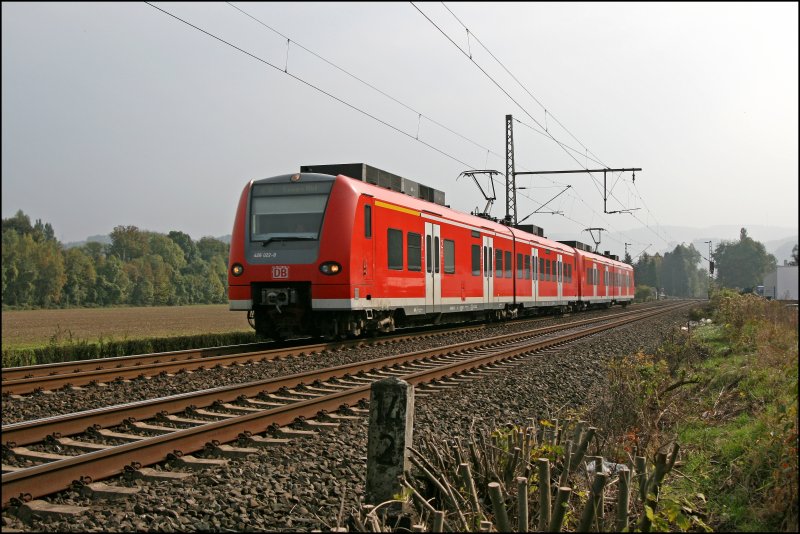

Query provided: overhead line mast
[505,115,516,225]
[505,114,642,229]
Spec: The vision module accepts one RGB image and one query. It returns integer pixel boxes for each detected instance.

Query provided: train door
[604,266,609,298]
[483,235,494,309]
[362,201,374,282]
[532,247,539,305]
[557,253,563,302]
[425,222,441,312]
[611,267,617,299]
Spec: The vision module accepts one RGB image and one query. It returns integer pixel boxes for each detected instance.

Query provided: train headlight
[319,261,342,275]
[231,263,244,277]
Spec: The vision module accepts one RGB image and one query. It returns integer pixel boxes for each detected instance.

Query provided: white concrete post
[365,377,415,509]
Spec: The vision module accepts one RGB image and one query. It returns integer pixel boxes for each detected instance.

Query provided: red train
[228,164,634,340]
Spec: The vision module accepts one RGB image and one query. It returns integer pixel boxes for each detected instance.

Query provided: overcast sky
[2,2,797,257]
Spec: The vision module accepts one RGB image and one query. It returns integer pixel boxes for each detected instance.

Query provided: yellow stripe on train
[374,200,420,216]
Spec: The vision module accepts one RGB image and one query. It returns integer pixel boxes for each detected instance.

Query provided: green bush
[635,284,654,302]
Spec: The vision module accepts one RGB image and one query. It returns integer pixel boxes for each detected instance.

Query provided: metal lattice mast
[505,114,516,225]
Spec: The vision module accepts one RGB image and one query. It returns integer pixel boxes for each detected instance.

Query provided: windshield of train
[250,181,333,243]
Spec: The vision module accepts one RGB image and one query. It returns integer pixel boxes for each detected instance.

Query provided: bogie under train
[228,164,634,340]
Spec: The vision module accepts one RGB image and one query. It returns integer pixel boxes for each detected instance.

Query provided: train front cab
[228,172,357,339]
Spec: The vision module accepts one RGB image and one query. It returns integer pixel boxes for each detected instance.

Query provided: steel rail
[1,302,690,505]
[0,322,507,392]
[1,304,664,393]
[1,303,685,447]
[1,304,662,395]
[0,342,274,382]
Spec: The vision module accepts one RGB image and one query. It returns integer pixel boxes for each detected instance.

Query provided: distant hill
[767,238,798,265]
[62,234,113,249]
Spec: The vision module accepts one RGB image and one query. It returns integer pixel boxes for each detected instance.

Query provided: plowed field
[2,305,252,350]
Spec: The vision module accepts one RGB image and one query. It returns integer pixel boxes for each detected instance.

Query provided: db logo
[272,266,289,279]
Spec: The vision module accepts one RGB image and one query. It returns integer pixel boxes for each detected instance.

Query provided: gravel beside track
[2,307,654,425]
[2,304,690,532]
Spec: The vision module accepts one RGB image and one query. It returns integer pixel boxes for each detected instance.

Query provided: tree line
[3,210,793,308]
[633,243,709,298]
[632,228,789,298]
[2,210,229,308]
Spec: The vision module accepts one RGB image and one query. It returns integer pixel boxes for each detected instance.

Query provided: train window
[407,232,422,272]
[364,205,372,238]
[444,239,455,274]
[471,230,480,238]
[525,255,531,280]
[434,237,440,273]
[539,258,544,281]
[495,249,503,278]
[517,253,523,279]
[250,181,333,242]
[426,235,432,273]
[488,247,493,278]
[558,261,562,282]
[587,267,592,285]
[388,229,403,270]
[545,260,551,281]
[484,246,488,278]
[472,245,481,276]
[505,251,512,278]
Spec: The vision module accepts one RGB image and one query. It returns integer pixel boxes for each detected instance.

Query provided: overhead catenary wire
[149,2,649,253]
[226,1,499,159]
[439,2,648,211]
[412,2,649,250]
[166,2,647,251]
[225,2,619,241]
[429,2,678,248]
[412,2,606,200]
[149,2,622,250]
[144,2,476,170]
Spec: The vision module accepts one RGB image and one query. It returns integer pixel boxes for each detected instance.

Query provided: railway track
[2,301,689,507]
[2,303,667,395]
